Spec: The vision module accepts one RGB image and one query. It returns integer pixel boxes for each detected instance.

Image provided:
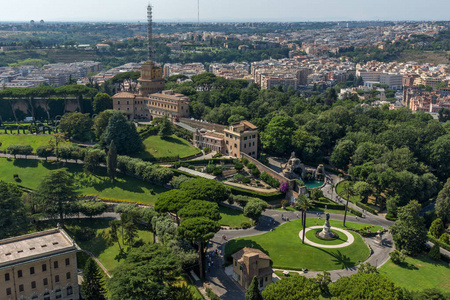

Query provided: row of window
[4,259,70,281]
[6,286,73,298]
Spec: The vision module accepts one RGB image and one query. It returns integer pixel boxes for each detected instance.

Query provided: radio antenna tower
[147,3,154,61]
[197,0,200,25]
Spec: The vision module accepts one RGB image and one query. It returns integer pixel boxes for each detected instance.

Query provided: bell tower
[137,3,164,96]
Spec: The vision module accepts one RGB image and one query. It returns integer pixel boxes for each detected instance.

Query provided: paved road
[206,207,394,300]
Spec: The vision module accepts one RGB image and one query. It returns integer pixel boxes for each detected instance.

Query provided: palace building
[0,228,80,300]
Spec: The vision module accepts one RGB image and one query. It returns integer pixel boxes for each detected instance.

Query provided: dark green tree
[329,273,403,299]
[79,201,108,218]
[101,112,144,155]
[0,181,28,238]
[93,93,113,114]
[390,200,428,255]
[246,276,263,300]
[260,116,296,155]
[59,112,93,141]
[84,149,105,175]
[93,110,116,140]
[155,190,193,225]
[243,199,268,223]
[158,116,173,137]
[180,178,230,203]
[330,139,356,170]
[178,200,221,222]
[107,140,117,182]
[81,257,106,300]
[37,169,78,225]
[261,275,321,300]
[178,217,220,278]
[436,178,450,225]
[108,243,181,300]
[429,218,445,239]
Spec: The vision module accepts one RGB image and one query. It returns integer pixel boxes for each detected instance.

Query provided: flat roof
[0,229,78,268]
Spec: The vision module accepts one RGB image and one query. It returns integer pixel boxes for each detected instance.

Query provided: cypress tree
[246,276,263,300]
[107,140,117,182]
[81,257,106,300]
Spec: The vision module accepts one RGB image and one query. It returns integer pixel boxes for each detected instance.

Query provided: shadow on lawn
[311,246,354,270]
[398,261,419,270]
[224,239,267,264]
[13,158,38,168]
[160,136,187,145]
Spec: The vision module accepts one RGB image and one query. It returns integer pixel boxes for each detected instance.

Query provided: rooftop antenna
[147,3,154,61]
[197,0,200,25]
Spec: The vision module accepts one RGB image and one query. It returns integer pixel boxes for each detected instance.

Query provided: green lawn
[219,206,252,228]
[379,256,450,293]
[305,229,348,245]
[335,181,361,204]
[0,158,167,204]
[225,219,373,271]
[0,134,70,151]
[138,134,200,161]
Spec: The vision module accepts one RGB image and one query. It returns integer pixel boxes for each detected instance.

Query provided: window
[19,284,24,292]
[30,267,35,275]
[31,281,36,289]
[126,101,129,105]
[253,142,255,146]
[67,286,73,296]
[117,101,120,105]
[244,144,246,149]
[238,274,241,281]
[18,270,23,278]
[42,264,47,272]
[55,275,60,283]
[32,296,38,299]
[260,278,264,288]
[56,289,62,299]
[43,278,48,286]
[66,272,71,280]
[6,288,11,296]
[44,292,50,300]
[66,258,70,266]
[253,135,256,139]
[54,261,59,269]
[234,143,237,148]
[5,273,10,281]
[234,260,237,266]
[244,136,247,141]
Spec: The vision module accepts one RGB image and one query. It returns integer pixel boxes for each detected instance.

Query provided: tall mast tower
[147,3,154,61]
[198,0,200,25]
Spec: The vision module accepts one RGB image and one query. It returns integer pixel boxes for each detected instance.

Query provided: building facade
[112,60,190,121]
[193,120,259,159]
[0,229,80,300]
[231,247,273,290]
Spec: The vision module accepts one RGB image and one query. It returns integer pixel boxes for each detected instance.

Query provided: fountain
[318,213,336,239]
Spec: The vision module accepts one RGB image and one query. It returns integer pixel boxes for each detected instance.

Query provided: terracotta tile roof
[112,91,136,99]
[231,247,271,261]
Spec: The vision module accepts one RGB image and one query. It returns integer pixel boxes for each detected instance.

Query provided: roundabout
[299,226,355,248]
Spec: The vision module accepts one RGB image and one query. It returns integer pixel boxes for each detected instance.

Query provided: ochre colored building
[0,229,80,300]
[231,247,273,290]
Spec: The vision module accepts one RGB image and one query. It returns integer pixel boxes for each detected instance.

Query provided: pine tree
[81,257,106,300]
[107,140,117,182]
[246,276,263,300]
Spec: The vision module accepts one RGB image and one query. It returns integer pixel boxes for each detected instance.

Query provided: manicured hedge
[184,158,236,165]
[312,200,362,217]
[229,186,284,203]
[260,172,280,188]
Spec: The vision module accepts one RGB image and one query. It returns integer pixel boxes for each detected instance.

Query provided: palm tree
[295,195,313,244]
[341,181,354,227]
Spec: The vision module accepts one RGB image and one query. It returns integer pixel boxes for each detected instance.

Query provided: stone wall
[180,118,227,133]
[241,152,294,191]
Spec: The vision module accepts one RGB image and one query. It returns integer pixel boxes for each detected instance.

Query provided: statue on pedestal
[319,213,335,239]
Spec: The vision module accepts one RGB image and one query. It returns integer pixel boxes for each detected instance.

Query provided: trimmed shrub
[389,250,405,264]
[251,167,260,177]
[241,157,248,166]
[242,177,251,184]
[428,244,441,261]
[260,172,281,188]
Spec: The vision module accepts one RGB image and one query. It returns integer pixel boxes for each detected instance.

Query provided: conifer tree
[107,140,117,182]
[81,257,106,300]
[245,276,263,300]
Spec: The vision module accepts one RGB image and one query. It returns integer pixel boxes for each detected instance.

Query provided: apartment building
[0,228,80,300]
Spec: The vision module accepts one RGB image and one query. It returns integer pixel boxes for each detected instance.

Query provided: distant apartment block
[0,228,80,300]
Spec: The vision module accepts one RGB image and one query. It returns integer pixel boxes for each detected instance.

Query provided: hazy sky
[1,0,449,22]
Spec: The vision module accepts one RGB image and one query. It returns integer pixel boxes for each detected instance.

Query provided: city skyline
[0,0,449,23]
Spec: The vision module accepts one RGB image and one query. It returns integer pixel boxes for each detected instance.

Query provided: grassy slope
[225,219,377,271]
[0,134,70,151]
[0,158,167,204]
[379,256,450,293]
[138,134,200,160]
[219,206,251,228]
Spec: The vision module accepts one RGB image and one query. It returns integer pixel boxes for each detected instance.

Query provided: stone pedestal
[319,213,335,239]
